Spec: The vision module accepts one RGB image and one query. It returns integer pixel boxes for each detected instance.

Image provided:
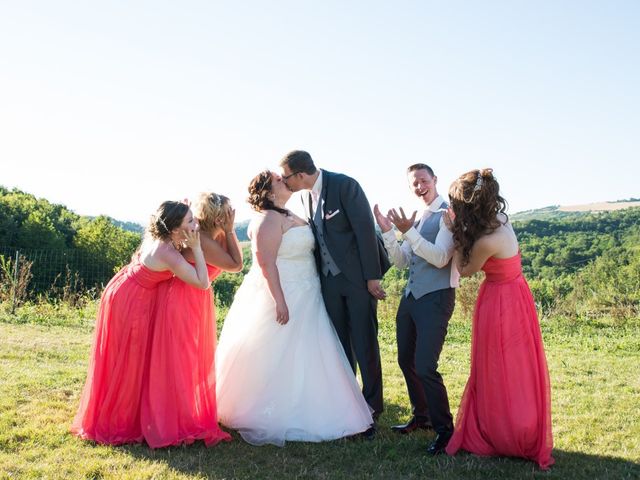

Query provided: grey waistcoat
[406,204,453,299]
[313,196,341,276]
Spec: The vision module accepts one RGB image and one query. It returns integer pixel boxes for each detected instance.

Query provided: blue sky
[1,1,638,224]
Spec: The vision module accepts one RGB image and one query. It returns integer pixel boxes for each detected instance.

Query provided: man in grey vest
[280,150,388,438]
[374,163,458,455]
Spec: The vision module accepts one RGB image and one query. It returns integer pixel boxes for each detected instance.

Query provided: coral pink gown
[71,260,173,444]
[141,263,231,448]
[446,253,554,470]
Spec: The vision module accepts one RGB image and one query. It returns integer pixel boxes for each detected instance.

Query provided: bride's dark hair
[247,170,289,215]
[448,168,508,267]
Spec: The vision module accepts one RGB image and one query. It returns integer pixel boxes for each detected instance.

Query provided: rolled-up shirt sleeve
[402,218,454,268]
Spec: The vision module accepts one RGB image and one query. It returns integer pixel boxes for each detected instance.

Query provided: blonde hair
[193,192,229,233]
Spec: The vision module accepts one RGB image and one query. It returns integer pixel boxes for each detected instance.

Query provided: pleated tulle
[446,253,554,469]
[71,262,173,444]
[215,226,373,446]
[141,264,231,448]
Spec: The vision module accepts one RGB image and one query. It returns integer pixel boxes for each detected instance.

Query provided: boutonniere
[325,209,340,220]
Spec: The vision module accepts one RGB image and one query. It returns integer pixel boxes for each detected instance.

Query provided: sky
[1,1,639,225]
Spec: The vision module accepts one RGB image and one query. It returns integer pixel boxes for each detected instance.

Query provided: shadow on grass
[115,402,640,479]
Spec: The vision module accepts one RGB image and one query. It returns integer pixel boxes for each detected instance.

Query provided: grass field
[0,300,639,479]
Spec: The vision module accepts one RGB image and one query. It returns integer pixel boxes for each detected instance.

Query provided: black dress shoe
[426,431,452,455]
[347,425,376,441]
[390,417,433,434]
[360,425,376,440]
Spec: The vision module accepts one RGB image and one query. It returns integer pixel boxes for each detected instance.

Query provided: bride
[215,170,373,446]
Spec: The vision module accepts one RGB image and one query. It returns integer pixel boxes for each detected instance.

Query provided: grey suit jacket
[309,169,387,286]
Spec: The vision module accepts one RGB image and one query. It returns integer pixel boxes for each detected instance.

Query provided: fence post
[11,250,19,314]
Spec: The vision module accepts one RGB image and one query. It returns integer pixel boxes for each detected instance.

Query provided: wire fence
[0,246,119,309]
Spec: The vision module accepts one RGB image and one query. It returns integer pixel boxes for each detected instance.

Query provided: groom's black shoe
[390,417,433,434]
[348,424,376,441]
[426,431,452,456]
[361,425,376,441]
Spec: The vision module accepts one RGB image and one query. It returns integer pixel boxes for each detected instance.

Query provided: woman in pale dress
[215,170,373,446]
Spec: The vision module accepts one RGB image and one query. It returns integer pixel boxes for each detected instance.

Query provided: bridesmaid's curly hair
[448,168,508,267]
[194,192,229,233]
[247,170,288,215]
[147,201,190,241]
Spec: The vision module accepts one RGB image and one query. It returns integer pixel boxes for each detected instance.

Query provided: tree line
[1,186,638,319]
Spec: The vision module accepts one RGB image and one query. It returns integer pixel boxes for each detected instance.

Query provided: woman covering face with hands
[142,192,243,448]
[71,200,211,445]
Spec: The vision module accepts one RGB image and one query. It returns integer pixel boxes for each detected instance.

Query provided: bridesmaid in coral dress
[142,193,243,448]
[444,169,554,470]
[71,201,212,445]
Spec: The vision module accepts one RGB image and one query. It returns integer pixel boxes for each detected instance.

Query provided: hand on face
[443,207,455,231]
[388,207,417,234]
[182,224,201,250]
[223,206,236,233]
[373,204,393,232]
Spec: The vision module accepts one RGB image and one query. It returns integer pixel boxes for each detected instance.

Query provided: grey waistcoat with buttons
[406,202,453,299]
[313,195,341,276]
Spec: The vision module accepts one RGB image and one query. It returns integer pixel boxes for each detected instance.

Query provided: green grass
[0,300,639,479]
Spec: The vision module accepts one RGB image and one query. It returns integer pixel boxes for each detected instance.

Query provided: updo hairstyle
[247,170,288,215]
[194,192,230,233]
[147,201,190,241]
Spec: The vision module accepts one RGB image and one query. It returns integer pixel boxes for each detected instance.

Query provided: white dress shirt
[381,194,459,288]
[308,169,323,216]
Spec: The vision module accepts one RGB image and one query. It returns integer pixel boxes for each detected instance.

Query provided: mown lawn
[0,300,638,479]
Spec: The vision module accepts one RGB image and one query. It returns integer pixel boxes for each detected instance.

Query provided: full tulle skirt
[446,263,554,469]
[215,265,373,446]
[71,263,172,444]
[141,267,231,448]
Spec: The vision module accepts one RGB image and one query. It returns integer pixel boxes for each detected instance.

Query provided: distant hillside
[103,218,248,238]
[234,219,249,241]
[511,199,640,221]
[85,216,145,234]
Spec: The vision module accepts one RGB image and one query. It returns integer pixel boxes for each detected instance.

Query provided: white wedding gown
[215,224,373,446]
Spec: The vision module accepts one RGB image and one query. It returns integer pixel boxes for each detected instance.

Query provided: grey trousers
[396,288,455,434]
[320,272,384,417]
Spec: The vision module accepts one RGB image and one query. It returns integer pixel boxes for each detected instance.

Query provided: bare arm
[254,212,289,324]
[182,208,243,272]
[455,236,496,277]
[158,229,211,289]
[217,207,244,272]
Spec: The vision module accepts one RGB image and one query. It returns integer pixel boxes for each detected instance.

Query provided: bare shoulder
[489,219,519,258]
[472,234,498,257]
[140,238,180,270]
[156,241,182,262]
[253,211,284,237]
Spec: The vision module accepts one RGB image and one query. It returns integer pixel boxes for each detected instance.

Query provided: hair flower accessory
[473,172,484,192]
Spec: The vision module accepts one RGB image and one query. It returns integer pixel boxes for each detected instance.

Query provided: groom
[280,150,388,429]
